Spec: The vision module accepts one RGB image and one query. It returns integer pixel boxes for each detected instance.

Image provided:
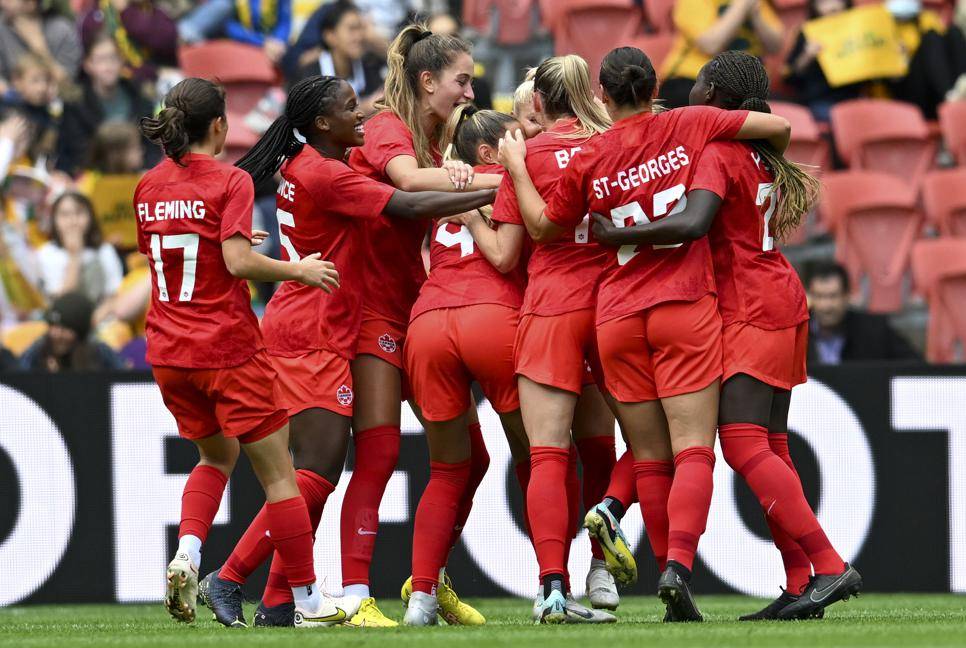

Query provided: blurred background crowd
[0,0,964,373]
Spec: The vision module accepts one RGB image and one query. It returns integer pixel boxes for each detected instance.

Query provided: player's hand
[591,212,620,246]
[296,253,340,292]
[250,229,269,246]
[497,129,527,172]
[443,160,474,190]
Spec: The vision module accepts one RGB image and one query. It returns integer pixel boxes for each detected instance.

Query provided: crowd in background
[1,0,958,371]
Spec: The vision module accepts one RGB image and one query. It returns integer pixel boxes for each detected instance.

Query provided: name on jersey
[136,201,206,222]
[591,146,691,199]
[277,178,296,202]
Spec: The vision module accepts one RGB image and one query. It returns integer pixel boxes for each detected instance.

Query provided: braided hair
[703,51,820,241]
[235,76,345,184]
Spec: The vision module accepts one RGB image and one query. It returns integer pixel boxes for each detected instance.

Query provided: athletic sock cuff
[673,446,715,468]
[718,423,769,439]
[632,459,674,477]
[355,424,401,440]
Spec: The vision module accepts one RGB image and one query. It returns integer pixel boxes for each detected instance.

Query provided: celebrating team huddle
[134,21,862,629]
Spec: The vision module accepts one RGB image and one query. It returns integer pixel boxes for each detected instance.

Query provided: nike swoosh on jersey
[357,527,378,535]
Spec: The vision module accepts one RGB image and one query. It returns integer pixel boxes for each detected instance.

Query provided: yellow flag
[803,5,908,88]
[79,173,143,250]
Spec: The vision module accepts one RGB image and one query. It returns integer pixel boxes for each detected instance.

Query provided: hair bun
[739,97,771,113]
[415,29,433,42]
[620,65,647,82]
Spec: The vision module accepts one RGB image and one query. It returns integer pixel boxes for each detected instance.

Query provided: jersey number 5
[609,184,687,265]
[149,233,198,302]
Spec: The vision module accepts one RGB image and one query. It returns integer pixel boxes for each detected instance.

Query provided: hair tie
[293,127,307,143]
[415,29,433,42]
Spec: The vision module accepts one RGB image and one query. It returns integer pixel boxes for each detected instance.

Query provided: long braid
[235,76,344,185]
[706,51,820,242]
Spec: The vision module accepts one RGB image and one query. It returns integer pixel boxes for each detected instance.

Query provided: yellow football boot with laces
[401,570,486,626]
[344,597,398,627]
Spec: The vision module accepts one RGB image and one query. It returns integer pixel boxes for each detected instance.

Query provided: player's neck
[609,104,651,122]
[188,142,218,158]
[310,139,349,162]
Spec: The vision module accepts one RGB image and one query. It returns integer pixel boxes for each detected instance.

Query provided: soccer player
[343,23,503,625]
[591,51,862,621]
[194,76,496,628]
[498,46,792,623]
[490,54,618,624]
[135,77,356,628]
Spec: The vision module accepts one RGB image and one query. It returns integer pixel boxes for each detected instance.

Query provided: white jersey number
[276,208,300,261]
[609,184,687,265]
[756,182,776,252]
[149,233,199,302]
[435,223,475,257]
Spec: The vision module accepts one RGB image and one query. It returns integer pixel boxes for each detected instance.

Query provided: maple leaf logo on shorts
[378,333,397,353]
[336,384,353,407]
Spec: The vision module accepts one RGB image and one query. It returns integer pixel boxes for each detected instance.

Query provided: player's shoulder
[286,146,348,181]
[364,110,410,139]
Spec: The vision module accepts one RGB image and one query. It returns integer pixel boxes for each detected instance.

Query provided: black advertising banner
[1,365,963,605]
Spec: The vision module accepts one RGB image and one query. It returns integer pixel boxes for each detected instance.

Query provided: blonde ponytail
[533,55,610,141]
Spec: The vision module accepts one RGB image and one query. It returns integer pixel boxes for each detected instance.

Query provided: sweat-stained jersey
[262,146,395,359]
[134,153,261,369]
[410,163,524,321]
[491,119,609,317]
[545,106,748,324]
[690,140,809,330]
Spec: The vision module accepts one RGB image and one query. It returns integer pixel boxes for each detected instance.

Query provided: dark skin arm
[384,188,497,220]
[590,190,722,246]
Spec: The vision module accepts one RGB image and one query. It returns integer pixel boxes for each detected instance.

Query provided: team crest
[337,384,354,407]
[378,333,398,353]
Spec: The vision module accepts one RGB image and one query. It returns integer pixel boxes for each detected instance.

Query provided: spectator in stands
[805,260,920,364]
[36,192,123,306]
[660,0,784,108]
[785,0,864,122]
[0,53,57,164]
[56,33,155,177]
[0,0,81,89]
[281,0,386,115]
[884,0,966,119]
[80,0,179,83]
[178,0,292,64]
[19,291,124,370]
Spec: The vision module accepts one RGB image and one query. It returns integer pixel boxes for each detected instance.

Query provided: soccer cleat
[198,570,247,628]
[657,565,703,622]
[584,503,638,587]
[403,591,439,626]
[294,593,361,628]
[402,572,485,625]
[586,558,620,610]
[165,552,199,623]
[564,593,617,623]
[534,589,567,624]
[345,597,398,628]
[739,589,824,621]
[777,564,863,620]
[253,601,295,627]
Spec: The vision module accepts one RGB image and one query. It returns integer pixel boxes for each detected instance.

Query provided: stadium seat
[923,169,966,238]
[179,40,279,115]
[627,33,675,71]
[771,100,830,172]
[829,99,937,191]
[551,0,644,85]
[911,239,966,362]
[938,101,966,165]
[465,0,538,45]
[2,321,47,356]
[644,0,675,32]
[821,170,924,312]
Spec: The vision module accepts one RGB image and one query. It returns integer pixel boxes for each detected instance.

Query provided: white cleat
[564,593,617,623]
[403,591,439,626]
[165,552,199,623]
[534,590,567,624]
[294,593,362,628]
[586,558,620,610]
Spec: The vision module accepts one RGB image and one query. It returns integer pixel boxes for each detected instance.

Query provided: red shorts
[515,308,604,395]
[722,320,808,391]
[406,304,520,421]
[270,349,354,417]
[356,310,412,402]
[152,350,288,443]
[597,295,723,403]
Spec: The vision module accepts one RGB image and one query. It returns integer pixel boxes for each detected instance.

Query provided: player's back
[134,153,261,369]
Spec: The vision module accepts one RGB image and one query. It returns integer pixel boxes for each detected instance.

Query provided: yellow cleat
[401,576,413,605]
[401,572,486,625]
[344,597,398,628]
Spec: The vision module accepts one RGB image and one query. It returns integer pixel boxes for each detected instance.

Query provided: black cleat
[253,601,295,627]
[657,563,703,623]
[198,570,247,628]
[739,589,824,621]
[777,564,863,620]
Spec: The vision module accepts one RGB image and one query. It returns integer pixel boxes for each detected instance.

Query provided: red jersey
[690,141,809,329]
[546,107,748,324]
[262,147,394,359]
[410,163,524,321]
[491,119,609,317]
[134,153,261,369]
[348,111,439,326]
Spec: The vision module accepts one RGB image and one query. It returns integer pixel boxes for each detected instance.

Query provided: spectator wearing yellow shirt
[660,0,784,108]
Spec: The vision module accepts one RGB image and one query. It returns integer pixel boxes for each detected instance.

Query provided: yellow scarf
[100,0,144,72]
[235,0,278,33]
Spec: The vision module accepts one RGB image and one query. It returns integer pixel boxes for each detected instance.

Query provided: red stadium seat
[551,0,644,85]
[821,171,924,312]
[829,99,937,191]
[465,0,538,45]
[627,33,675,71]
[179,40,279,116]
[645,0,675,32]
[771,100,831,172]
[923,169,966,238]
[911,238,966,362]
[938,101,966,165]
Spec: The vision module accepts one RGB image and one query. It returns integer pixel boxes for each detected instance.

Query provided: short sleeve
[689,144,732,199]
[306,164,394,219]
[356,113,418,175]
[220,170,255,242]
[674,0,716,42]
[545,156,591,228]
[679,106,749,145]
[491,173,522,225]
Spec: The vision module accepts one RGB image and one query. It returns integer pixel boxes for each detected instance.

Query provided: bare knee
[195,436,240,475]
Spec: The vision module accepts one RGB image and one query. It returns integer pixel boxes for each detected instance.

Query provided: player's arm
[591,190,721,246]
[735,112,791,153]
[384,187,497,219]
[222,235,340,291]
[461,210,525,273]
[497,130,565,243]
[386,155,503,192]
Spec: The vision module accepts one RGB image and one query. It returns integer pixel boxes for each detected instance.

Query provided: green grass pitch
[1,595,964,647]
